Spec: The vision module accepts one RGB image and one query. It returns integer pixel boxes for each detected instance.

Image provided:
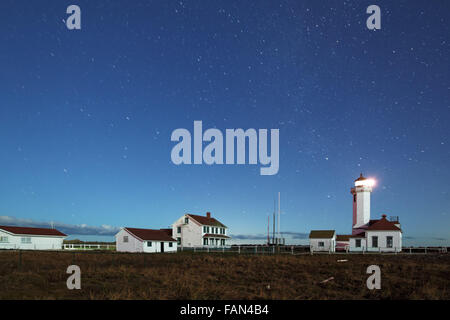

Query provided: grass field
[0,250,449,299]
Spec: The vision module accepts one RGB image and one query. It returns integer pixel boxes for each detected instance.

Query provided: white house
[0,225,66,250]
[349,215,402,252]
[115,227,177,253]
[309,230,336,252]
[172,212,230,248]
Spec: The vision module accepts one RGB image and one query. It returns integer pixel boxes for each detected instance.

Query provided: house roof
[124,228,176,242]
[309,230,335,239]
[160,228,173,237]
[203,234,230,239]
[0,225,66,237]
[350,232,366,238]
[336,235,351,242]
[187,214,227,228]
[366,215,402,232]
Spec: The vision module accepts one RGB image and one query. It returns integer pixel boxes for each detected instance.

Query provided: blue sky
[0,0,449,246]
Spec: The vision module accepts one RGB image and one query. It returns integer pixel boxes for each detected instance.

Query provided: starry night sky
[0,0,449,245]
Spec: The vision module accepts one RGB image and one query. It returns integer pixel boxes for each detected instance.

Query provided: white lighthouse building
[348,173,403,252]
[310,173,403,253]
[351,174,375,234]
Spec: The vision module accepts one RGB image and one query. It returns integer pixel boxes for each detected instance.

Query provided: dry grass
[0,250,448,299]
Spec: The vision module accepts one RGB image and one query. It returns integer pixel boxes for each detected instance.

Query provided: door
[160,242,164,253]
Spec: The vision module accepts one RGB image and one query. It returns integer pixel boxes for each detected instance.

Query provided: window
[21,237,31,244]
[123,236,128,243]
[386,236,393,248]
[177,227,181,234]
[169,242,173,247]
[177,237,181,245]
[203,238,208,245]
[203,226,207,233]
[355,239,361,248]
[215,228,218,234]
[0,236,8,243]
[372,236,378,248]
[147,241,152,247]
[318,241,324,247]
[221,239,225,246]
[353,194,356,202]
[184,217,189,224]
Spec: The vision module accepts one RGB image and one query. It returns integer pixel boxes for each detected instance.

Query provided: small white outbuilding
[115,227,177,253]
[0,225,66,250]
[309,230,336,253]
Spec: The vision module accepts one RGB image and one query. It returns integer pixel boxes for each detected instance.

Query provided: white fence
[177,245,448,255]
[63,244,115,250]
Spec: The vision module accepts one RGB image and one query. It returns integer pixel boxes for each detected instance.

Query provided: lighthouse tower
[351,173,375,234]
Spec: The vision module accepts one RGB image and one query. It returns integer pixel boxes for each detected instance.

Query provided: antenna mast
[278,192,281,241]
[272,198,276,244]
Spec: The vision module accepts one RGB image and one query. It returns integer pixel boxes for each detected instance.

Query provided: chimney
[206,212,211,218]
[381,214,387,219]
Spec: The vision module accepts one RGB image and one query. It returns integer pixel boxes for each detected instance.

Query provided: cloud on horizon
[230,231,309,240]
[0,216,120,236]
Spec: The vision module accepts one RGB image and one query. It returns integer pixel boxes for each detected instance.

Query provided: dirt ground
[0,250,448,299]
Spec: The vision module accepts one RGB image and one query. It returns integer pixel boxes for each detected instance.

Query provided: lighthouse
[351,173,375,234]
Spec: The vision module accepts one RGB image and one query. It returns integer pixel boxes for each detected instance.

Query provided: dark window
[169,242,173,247]
[353,194,356,202]
[318,241,324,247]
[123,236,128,243]
[147,241,152,247]
[221,239,225,246]
[203,238,208,245]
[177,227,181,233]
[372,236,378,248]
[177,237,181,245]
[386,236,393,248]
[184,217,189,224]
[355,239,361,247]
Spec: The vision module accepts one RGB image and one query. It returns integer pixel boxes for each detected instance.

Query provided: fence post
[255,246,257,254]
[291,246,294,255]
[238,246,240,254]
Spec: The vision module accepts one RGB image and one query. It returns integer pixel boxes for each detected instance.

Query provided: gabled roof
[0,225,66,237]
[366,215,402,232]
[160,228,173,237]
[187,214,227,228]
[336,235,351,242]
[124,228,176,242]
[350,232,366,238]
[309,230,335,239]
